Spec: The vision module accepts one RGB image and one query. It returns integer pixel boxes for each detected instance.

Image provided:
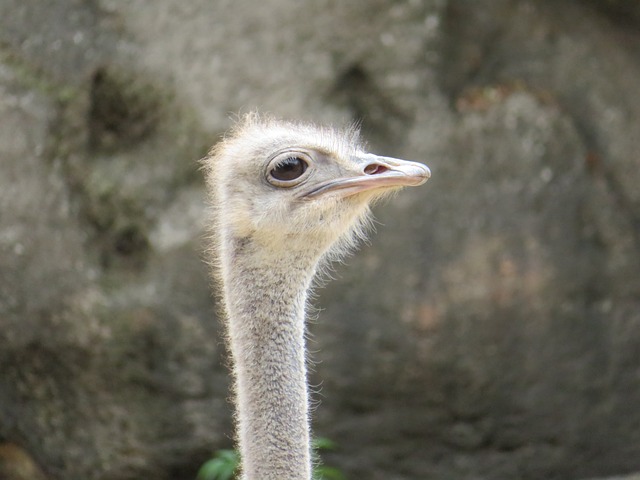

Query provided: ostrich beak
[301,154,431,199]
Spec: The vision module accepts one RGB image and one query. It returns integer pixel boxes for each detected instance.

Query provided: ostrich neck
[222,237,322,480]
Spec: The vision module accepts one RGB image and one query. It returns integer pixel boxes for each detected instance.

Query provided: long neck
[221,237,321,480]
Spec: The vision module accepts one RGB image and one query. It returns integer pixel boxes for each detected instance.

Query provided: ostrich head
[205,114,430,263]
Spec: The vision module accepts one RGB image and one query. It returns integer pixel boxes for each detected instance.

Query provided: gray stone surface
[0,0,639,479]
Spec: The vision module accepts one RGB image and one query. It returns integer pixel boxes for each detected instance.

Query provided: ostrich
[202,114,430,480]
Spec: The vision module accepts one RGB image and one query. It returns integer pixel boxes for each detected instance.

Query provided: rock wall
[0,0,639,479]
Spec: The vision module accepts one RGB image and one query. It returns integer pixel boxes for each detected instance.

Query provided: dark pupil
[271,157,307,181]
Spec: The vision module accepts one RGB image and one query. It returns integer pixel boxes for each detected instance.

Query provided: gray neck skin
[222,237,322,480]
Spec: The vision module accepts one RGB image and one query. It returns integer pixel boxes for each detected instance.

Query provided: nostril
[363,163,389,175]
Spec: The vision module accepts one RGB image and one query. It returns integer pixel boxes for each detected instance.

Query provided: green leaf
[313,465,347,480]
[196,438,347,480]
[196,450,239,480]
[312,437,338,452]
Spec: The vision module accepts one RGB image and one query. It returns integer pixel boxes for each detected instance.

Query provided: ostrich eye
[269,157,308,183]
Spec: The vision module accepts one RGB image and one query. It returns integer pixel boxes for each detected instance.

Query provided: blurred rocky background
[1,0,639,479]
